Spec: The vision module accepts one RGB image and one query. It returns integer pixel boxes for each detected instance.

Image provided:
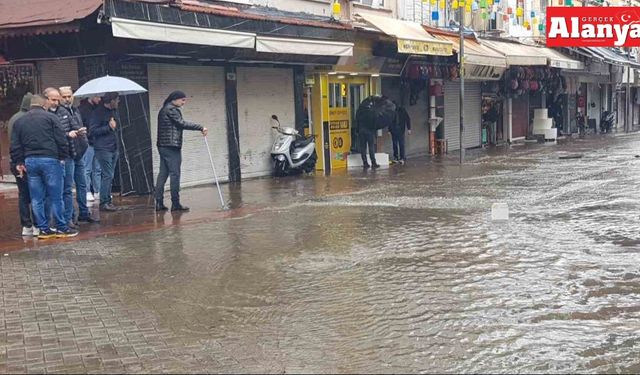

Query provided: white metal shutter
[148,63,228,187]
[463,82,482,149]
[237,67,294,178]
[444,81,461,151]
[38,59,79,91]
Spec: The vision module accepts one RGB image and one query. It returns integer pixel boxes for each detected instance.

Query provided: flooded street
[1,134,640,373]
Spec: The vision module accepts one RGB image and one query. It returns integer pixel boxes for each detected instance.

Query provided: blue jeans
[95,150,118,205]
[74,158,89,218]
[62,159,75,224]
[82,145,101,195]
[25,157,68,232]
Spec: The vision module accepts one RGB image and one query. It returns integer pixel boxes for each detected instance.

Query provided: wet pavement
[1,134,640,373]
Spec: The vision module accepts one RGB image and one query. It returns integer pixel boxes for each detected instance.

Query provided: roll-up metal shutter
[463,82,482,149]
[148,64,229,187]
[237,67,294,178]
[38,59,79,91]
[444,81,461,151]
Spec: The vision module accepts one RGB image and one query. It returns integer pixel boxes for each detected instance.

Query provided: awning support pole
[459,6,465,164]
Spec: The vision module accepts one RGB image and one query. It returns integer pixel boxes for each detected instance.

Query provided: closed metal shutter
[444,81,461,151]
[237,67,294,178]
[463,82,481,149]
[38,59,79,91]
[148,64,228,187]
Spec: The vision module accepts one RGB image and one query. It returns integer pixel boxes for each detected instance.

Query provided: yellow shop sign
[397,39,453,56]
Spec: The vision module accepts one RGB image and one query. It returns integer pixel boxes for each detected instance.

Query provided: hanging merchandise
[452,0,459,9]
[439,0,446,9]
[503,14,509,21]
[0,64,36,98]
[538,23,544,31]
[533,17,539,25]
[507,7,513,14]
[466,3,472,12]
[459,0,465,6]
[516,7,523,17]
[431,0,437,5]
[472,1,479,10]
[523,20,530,28]
[530,11,535,18]
[491,11,497,20]
[432,10,440,20]
[488,0,494,5]
[480,0,488,8]
[565,0,573,5]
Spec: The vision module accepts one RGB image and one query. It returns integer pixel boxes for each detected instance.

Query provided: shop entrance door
[350,83,365,153]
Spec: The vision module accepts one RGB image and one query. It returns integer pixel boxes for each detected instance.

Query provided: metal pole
[626,56,631,133]
[204,136,227,209]
[459,6,465,164]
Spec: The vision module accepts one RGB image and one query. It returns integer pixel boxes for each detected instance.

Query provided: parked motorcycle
[270,115,317,177]
[600,110,615,134]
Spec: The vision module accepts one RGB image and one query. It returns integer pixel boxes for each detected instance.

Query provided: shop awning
[535,48,584,70]
[111,17,256,49]
[479,39,548,66]
[433,34,506,67]
[358,13,453,56]
[255,36,353,56]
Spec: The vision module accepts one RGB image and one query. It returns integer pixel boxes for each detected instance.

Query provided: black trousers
[12,166,33,228]
[359,130,377,166]
[391,131,406,161]
[155,146,182,204]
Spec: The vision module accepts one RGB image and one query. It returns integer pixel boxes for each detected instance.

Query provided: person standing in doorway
[10,95,78,238]
[390,103,411,164]
[60,87,97,223]
[79,96,102,202]
[356,104,379,169]
[154,91,208,212]
[8,92,36,236]
[89,92,120,212]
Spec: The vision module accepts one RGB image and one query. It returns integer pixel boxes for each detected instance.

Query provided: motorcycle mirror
[271,115,279,121]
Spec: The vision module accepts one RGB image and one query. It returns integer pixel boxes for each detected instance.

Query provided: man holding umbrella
[89,92,120,212]
[355,96,395,169]
[154,91,208,212]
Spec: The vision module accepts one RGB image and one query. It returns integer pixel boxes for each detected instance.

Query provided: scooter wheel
[274,160,288,177]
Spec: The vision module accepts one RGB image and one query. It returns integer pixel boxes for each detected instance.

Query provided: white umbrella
[74,75,147,98]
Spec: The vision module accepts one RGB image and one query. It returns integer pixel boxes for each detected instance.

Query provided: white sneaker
[87,193,95,202]
[32,227,40,236]
[21,226,34,236]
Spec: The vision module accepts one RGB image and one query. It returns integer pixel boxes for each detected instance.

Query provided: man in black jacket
[10,95,78,239]
[154,91,208,212]
[389,103,411,164]
[89,92,120,212]
[60,86,96,223]
[45,87,82,227]
[356,105,379,169]
[79,96,102,202]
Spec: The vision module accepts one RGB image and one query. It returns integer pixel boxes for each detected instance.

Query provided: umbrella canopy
[74,75,147,98]
[356,96,397,131]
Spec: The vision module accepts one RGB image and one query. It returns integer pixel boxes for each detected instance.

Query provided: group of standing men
[9,88,122,239]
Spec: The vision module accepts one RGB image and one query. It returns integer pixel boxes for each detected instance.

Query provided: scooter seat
[293,136,314,148]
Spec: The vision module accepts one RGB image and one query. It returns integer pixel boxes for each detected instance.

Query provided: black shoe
[363,164,371,169]
[68,222,79,229]
[56,228,79,238]
[171,204,190,212]
[77,216,99,223]
[372,163,381,169]
[99,203,117,212]
[37,229,57,240]
[155,201,169,211]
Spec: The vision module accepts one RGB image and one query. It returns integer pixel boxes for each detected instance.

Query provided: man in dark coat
[356,105,379,169]
[8,92,36,236]
[10,95,78,238]
[79,96,102,202]
[389,103,411,164]
[89,92,120,212]
[60,86,96,223]
[154,91,208,212]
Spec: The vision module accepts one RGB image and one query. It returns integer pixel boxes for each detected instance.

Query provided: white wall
[237,67,295,178]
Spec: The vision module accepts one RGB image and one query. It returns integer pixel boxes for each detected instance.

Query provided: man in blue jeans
[45,87,80,227]
[9,95,78,239]
[89,92,120,212]
[60,86,97,224]
[79,96,101,202]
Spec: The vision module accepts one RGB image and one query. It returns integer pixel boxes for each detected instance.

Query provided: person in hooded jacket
[7,92,37,236]
[154,91,208,212]
[389,103,411,164]
[356,105,379,169]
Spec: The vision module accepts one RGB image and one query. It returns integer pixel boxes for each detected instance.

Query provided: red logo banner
[546,7,640,47]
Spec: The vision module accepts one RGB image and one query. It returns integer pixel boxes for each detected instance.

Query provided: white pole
[204,136,227,209]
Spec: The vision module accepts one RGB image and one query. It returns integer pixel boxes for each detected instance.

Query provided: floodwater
[1,134,640,373]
